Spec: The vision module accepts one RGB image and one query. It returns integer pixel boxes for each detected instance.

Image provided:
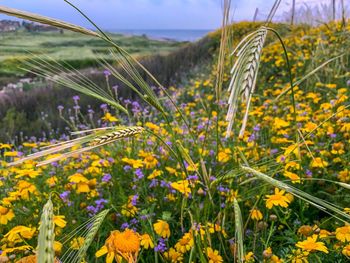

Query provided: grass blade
[241,166,350,223]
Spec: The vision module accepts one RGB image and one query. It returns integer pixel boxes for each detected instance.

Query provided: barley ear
[226,27,267,138]
[0,6,99,37]
[233,198,245,263]
[74,209,109,263]
[38,198,55,263]
[90,127,144,146]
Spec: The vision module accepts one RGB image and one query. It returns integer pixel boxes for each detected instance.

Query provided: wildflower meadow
[0,0,349,262]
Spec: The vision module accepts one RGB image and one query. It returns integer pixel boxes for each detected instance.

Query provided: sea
[109,29,213,42]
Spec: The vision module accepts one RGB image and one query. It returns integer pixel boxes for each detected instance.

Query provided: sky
[0,0,341,30]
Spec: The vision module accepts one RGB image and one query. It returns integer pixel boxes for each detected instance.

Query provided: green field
[0,29,183,81]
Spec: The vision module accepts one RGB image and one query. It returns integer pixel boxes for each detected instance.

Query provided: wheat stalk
[37,198,55,263]
[233,198,245,263]
[65,209,109,263]
[0,6,99,37]
[8,126,144,167]
[226,27,267,138]
[90,127,144,145]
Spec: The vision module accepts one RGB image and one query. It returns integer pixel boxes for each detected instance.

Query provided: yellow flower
[283,144,300,159]
[296,235,328,253]
[165,167,177,175]
[22,142,37,148]
[206,247,223,263]
[0,143,12,149]
[70,237,85,250]
[16,180,38,200]
[15,255,61,263]
[0,205,15,225]
[96,229,140,263]
[54,241,63,254]
[290,249,309,263]
[153,220,171,238]
[147,170,163,179]
[163,248,183,262]
[303,122,317,133]
[121,197,138,218]
[15,169,41,179]
[335,225,350,242]
[122,158,143,169]
[54,215,67,228]
[0,245,33,256]
[174,232,194,253]
[171,180,191,197]
[310,157,328,168]
[4,225,36,243]
[331,142,345,155]
[140,234,154,249]
[46,176,58,187]
[284,171,301,183]
[250,209,263,221]
[297,225,313,237]
[265,188,291,209]
[271,254,283,263]
[69,173,91,193]
[319,229,331,239]
[244,251,254,262]
[263,247,272,258]
[218,148,231,163]
[4,151,18,157]
[342,244,350,257]
[273,117,290,129]
[102,112,118,123]
[143,155,158,169]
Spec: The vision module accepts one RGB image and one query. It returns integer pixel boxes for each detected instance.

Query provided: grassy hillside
[0,29,183,81]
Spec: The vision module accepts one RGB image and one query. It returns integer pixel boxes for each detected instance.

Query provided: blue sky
[0,0,317,30]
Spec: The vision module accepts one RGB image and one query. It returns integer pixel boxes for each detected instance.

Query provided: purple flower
[160,180,171,189]
[86,205,99,215]
[270,148,278,155]
[154,238,168,252]
[306,169,312,178]
[121,222,129,230]
[131,195,139,206]
[95,198,108,207]
[248,133,256,142]
[72,95,80,104]
[104,69,111,77]
[100,104,108,111]
[135,169,144,180]
[130,218,138,225]
[187,175,198,181]
[149,179,158,188]
[102,173,112,183]
[60,191,70,203]
[330,133,337,138]
[253,124,261,131]
[124,165,132,172]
